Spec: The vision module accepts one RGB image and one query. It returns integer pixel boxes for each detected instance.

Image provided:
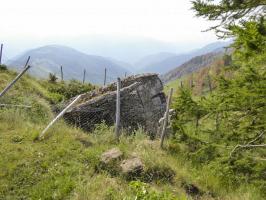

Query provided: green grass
[0,69,263,200]
[164,78,182,98]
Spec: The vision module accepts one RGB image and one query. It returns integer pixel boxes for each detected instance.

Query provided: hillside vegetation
[164,53,229,96]
[165,1,266,199]
[161,51,226,84]
[1,64,264,199]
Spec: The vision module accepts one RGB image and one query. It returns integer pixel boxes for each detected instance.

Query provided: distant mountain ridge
[5,41,232,85]
[2,35,190,64]
[137,41,231,74]
[7,45,130,85]
[135,52,177,71]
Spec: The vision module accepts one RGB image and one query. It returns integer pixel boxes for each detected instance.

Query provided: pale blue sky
[1,0,218,44]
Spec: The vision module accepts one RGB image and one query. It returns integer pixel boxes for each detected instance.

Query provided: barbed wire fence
[0,65,173,147]
[39,76,174,148]
[0,56,32,107]
[0,43,174,147]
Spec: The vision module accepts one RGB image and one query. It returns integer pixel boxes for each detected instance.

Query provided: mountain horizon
[1,35,226,64]
[4,40,232,85]
[6,44,131,85]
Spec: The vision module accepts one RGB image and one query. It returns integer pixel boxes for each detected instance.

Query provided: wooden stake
[115,77,121,140]
[39,95,82,139]
[104,68,107,86]
[190,79,193,88]
[83,69,86,84]
[60,66,63,81]
[0,56,31,98]
[0,44,3,65]
[207,74,212,93]
[180,81,183,88]
[160,88,173,148]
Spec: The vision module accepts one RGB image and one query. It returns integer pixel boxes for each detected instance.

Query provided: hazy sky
[1,0,218,44]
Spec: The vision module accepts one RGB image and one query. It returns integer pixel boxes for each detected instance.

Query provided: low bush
[47,79,95,99]
[0,64,7,70]
[189,144,219,165]
[129,181,179,200]
[142,165,176,183]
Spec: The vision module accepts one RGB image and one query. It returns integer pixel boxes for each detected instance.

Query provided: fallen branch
[230,131,265,157]
[0,103,32,108]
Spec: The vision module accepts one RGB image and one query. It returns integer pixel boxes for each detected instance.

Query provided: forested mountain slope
[138,41,231,74]
[161,51,224,83]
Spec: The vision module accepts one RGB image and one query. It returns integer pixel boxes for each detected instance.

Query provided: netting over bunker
[63,73,167,135]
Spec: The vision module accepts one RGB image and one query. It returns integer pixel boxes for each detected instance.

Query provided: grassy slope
[164,57,226,97]
[0,69,260,200]
[163,59,265,200]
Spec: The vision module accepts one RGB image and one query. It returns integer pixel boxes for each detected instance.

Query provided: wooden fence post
[83,69,86,84]
[160,88,174,148]
[207,74,212,93]
[39,94,82,139]
[115,77,121,140]
[104,68,107,86]
[0,56,31,98]
[60,66,63,81]
[0,44,3,65]
[190,79,194,88]
[180,81,183,88]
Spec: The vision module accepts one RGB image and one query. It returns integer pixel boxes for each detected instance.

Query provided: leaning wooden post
[190,78,193,88]
[0,56,30,98]
[104,68,107,86]
[83,69,86,84]
[160,88,174,148]
[115,77,121,140]
[60,66,63,81]
[39,95,82,139]
[0,44,3,65]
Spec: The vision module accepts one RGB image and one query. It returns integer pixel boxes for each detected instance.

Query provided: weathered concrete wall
[63,73,166,135]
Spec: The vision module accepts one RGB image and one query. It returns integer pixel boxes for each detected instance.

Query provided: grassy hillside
[0,68,264,200]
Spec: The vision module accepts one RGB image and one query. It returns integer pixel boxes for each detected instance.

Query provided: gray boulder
[120,157,144,175]
[63,73,166,136]
[101,148,123,164]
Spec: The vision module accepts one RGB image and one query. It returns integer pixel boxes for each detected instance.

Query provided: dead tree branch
[230,131,265,157]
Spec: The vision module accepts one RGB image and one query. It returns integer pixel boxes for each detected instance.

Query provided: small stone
[101,148,123,164]
[182,182,201,196]
[120,157,144,175]
[131,152,138,158]
[76,137,93,147]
